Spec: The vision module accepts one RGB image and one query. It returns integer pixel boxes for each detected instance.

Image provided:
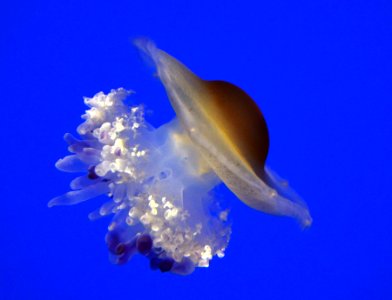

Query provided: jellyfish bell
[136,39,312,227]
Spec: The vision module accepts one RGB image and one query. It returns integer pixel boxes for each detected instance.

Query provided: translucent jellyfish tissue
[50,40,312,275]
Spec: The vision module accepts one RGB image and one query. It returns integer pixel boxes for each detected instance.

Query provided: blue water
[2,1,391,299]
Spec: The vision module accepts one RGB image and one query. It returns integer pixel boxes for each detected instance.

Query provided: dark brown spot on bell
[206,80,269,179]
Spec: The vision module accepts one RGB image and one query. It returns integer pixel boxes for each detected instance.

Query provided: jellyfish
[49,39,312,275]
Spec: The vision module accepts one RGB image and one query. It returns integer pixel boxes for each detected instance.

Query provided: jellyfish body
[50,40,311,275]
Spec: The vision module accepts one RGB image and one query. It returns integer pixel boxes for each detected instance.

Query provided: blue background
[2,1,391,299]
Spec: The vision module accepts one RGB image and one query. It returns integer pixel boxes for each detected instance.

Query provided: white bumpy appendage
[49,88,231,275]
